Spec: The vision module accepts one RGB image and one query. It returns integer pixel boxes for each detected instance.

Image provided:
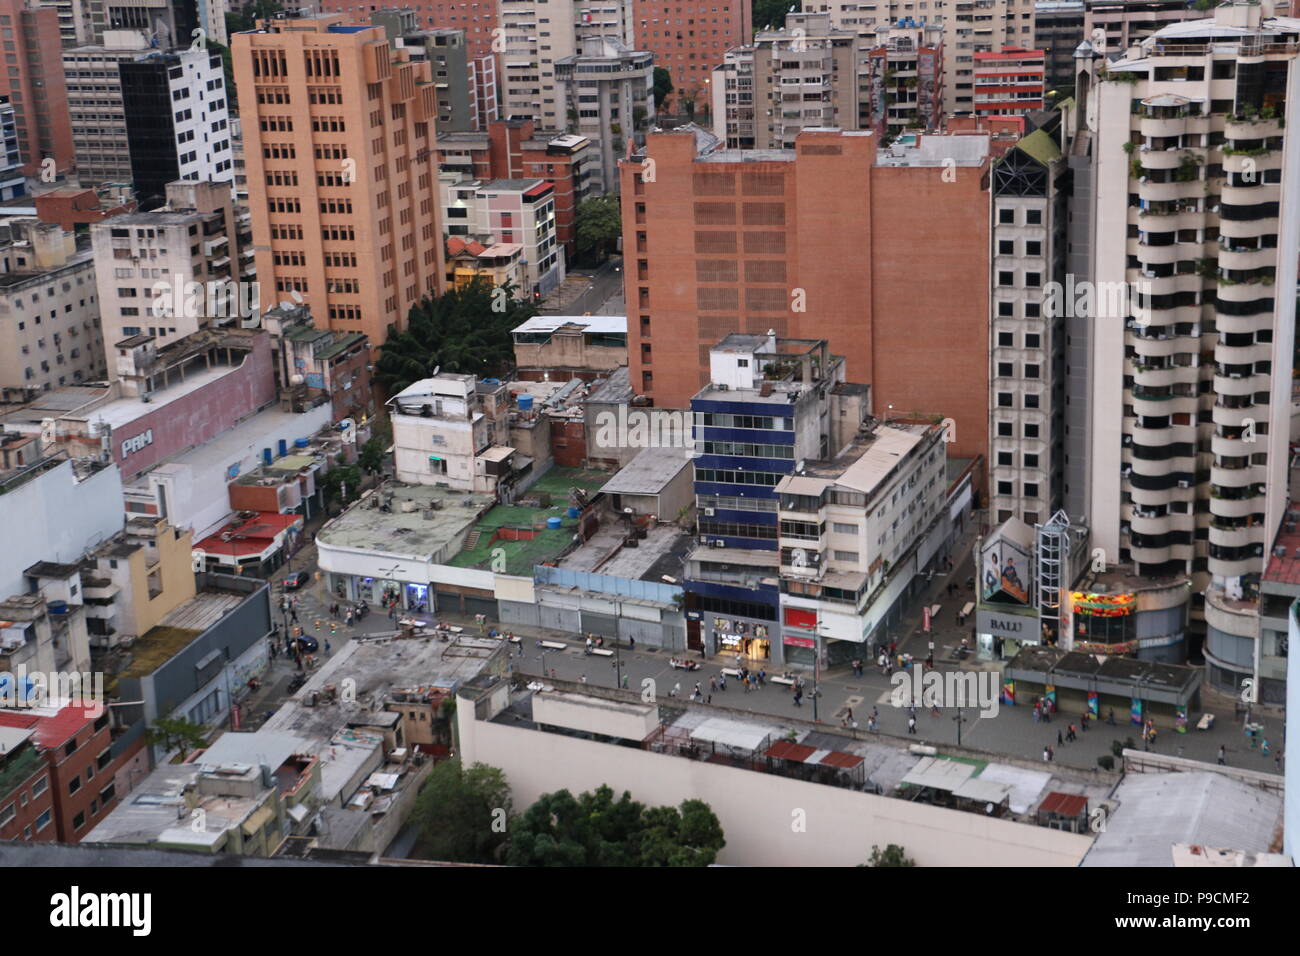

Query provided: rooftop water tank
[518,395,534,412]
[546,516,563,529]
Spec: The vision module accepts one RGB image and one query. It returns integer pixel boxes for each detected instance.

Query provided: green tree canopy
[754,0,800,30]
[865,843,916,867]
[574,196,622,266]
[147,717,209,755]
[653,67,674,110]
[321,463,362,508]
[411,759,512,864]
[374,277,538,396]
[506,785,725,866]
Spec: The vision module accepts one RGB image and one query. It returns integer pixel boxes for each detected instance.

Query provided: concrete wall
[458,706,1094,867]
[0,460,124,599]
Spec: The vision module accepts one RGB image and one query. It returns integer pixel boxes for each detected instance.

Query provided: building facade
[233,14,446,352]
[973,46,1047,117]
[63,30,155,187]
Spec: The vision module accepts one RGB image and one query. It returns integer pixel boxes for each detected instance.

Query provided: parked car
[294,635,319,654]
[281,571,310,591]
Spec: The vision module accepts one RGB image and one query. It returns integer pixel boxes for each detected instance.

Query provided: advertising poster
[1087,691,1099,716]
[980,530,1031,605]
[1131,698,1143,726]
[1002,679,1015,706]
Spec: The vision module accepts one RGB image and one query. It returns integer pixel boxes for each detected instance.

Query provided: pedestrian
[719,675,727,691]
[907,716,917,735]
[324,639,331,656]
[845,707,853,723]
[629,636,635,651]
[793,690,802,708]
[580,674,587,684]
[622,674,630,689]
[672,681,681,698]
[1043,747,1050,763]
[868,715,878,732]
[585,636,593,655]
[1081,712,1089,732]
[1057,729,1063,746]
[709,676,717,693]
[1047,746,1054,762]
[871,706,879,722]
[758,668,766,686]
[1262,738,1271,757]
[1033,704,1041,723]
[1066,724,1076,743]
[694,682,702,699]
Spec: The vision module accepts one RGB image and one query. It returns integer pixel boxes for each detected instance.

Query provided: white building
[438,175,565,297]
[554,36,654,193]
[90,180,242,360]
[388,374,517,494]
[1078,3,1300,665]
[0,220,106,403]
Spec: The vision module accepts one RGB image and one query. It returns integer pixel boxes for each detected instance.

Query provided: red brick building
[0,705,128,843]
[619,127,991,465]
[630,0,752,115]
[438,118,595,262]
[0,727,56,842]
[34,188,137,232]
[0,0,74,175]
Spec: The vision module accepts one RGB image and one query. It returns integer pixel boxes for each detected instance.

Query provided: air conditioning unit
[1177,479,1191,488]
[713,540,726,548]
[703,507,715,516]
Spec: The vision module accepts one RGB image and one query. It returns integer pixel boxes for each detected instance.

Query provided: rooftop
[556,520,692,582]
[1082,771,1283,867]
[317,482,495,560]
[108,588,248,686]
[512,314,628,336]
[1263,500,1300,587]
[448,467,609,575]
[777,423,932,497]
[598,446,692,498]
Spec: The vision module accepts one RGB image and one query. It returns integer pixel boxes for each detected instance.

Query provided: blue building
[684,335,867,662]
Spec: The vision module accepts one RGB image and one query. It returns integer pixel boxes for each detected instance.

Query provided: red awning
[766,740,817,763]
[819,751,865,770]
[1038,791,1088,817]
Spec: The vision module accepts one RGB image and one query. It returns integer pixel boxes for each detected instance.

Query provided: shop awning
[952,778,1013,804]
[819,750,865,770]
[766,740,817,763]
[900,756,976,792]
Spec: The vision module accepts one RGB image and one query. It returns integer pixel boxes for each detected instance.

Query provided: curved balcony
[1131,364,1197,389]
[1131,390,1198,417]
[1129,510,1177,536]
[1212,372,1263,397]
[1208,554,1261,579]
[1214,341,1269,366]
[1217,245,1275,271]
[1137,178,1205,203]
[1132,239,1182,264]
[1222,182,1280,207]
[1128,333,1185,357]
[1211,433,1257,458]
[1224,117,1284,140]
[1216,279,1275,304]
[1210,461,1262,487]
[1210,402,1257,428]
[1139,117,1192,139]
[1222,152,1281,176]
[1129,453,1188,479]
[1208,522,1266,550]
[1209,493,1264,519]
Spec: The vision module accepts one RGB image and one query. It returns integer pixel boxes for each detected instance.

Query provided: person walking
[324,639,331,656]
[1057,729,1064,746]
[1043,746,1051,763]
[709,676,718,693]
[907,715,917,735]
[671,682,681,698]
[1218,745,1227,765]
[793,688,803,708]
[579,674,587,684]
[1066,723,1077,743]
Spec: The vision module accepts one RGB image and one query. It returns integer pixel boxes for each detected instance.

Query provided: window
[31,775,47,797]
[1025,272,1041,288]
[1026,209,1042,225]
[998,392,1014,407]
[997,480,1013,495]
[35,809,51,832]
[998,332,1014,347]
[997,301,1014,317]
[1026,240,1041,256]
[998,270,1014,286]
[999,208,1015,224]
[1024,423,1040,438]
[68,775,81,795]
[1025,483,1039,499]
[833,550,860,562]
[1025,333,1040,349]
[1025,453,1039,468]
[998,239,1014,255]
[0,803,13,827]
[1025,364,1040,379]
[73,810,86,831]
[832,522,857,534]
[997,421,1013,437]
[1024,393,1040,409]
[997,362,1014,377]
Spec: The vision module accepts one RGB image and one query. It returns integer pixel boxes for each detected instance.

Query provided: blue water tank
[566,506,580,518]
[482,377,501,385]
[518,395,534,412]
[546,516,563,529]
[263,447,273,465]
[278,438,288,457]
[48,600,69,615]
[295,437,310,448]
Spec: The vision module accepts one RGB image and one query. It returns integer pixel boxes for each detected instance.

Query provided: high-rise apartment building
[861,17,945,138]
[0,0,75,175]
[438,173,564,294]
[370,11,476,132]
[120,48,234,209]
[806,0,1038,114]
[733,13,864,150]
[233,14,446,351]
[629,0,750,111]
[319,0,500,127]
[989,119,1068,528]
[1034,0,1084,93]
[973,46,1046,116]
[619,126,991,467]
[555,36,654,192]
[63,30,153,185]
[1083,0,1237,55]
[499,0,636,128]
[90,179,242,360]
[1075,1,1300,664]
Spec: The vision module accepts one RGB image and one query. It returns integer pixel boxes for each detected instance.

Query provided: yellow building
[83,516,197,649]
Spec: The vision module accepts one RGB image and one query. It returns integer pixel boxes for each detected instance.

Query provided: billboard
[980,531,1031,605]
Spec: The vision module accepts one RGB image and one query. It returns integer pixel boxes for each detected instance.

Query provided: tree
[865,843,916,867]
[574,195,622,266]
[506,785,725,866]
[754,0,800,30]
[225,0,284,35]
[147,716,209,755]
[321,463,362,509]
[374,276,537,396]
[411,759,512,864]
[653,67,674,111]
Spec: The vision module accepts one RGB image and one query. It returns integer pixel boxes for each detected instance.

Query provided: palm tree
[374,277,538,395]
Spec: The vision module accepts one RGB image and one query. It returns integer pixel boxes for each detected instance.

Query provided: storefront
[975,604,1041,661]
[710,616,772,661]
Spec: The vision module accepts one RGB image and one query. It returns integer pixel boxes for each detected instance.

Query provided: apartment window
[35,809,51,832]
[997,362,1014,377]
[1024,423,1039,438]
[1026,209,1042,225]
[1025,364,1040,379]
[997,480,1013,495]
[997,451,1013,466]
[998,271,1014,286]
[1026,240,1041,256]
[832,523,857,534]
[1024,394,1040,409]
[999,208,1015,224]
[68,775,81,795]
[998,239,1014,255]
[997,421,1014,437]
[1025,453,1039,468]
[1024,483,1039,499]
[1024,302,1041,318]
[0,803,13,827]
[1025,272,1041,288]
[73,810,86,832]
[998,392,1014,407]
[31,776,47,797]
[997,301,1013,317]
[998,332,1014,347]
[1025,333,1040,349]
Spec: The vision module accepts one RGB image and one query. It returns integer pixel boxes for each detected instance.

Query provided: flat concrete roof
[317,483,495,560]
[599,446,691,497]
